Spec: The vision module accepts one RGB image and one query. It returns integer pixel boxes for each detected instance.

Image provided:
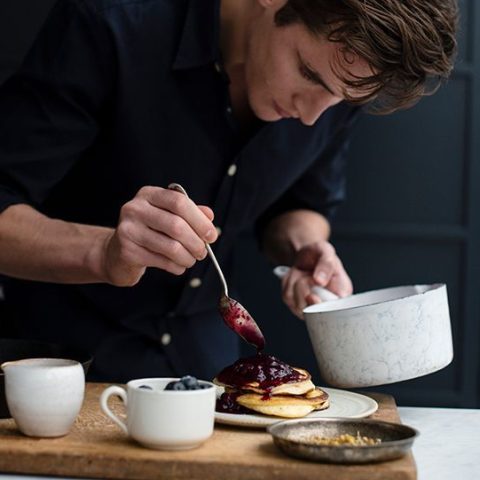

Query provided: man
[0,0,457,382]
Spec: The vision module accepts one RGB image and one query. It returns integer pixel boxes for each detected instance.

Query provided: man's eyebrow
[298,53,338,96]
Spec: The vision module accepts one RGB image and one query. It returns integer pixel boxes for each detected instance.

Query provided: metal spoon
[168,183,266,350]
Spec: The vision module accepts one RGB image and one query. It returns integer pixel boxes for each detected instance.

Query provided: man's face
[245,0,373,126]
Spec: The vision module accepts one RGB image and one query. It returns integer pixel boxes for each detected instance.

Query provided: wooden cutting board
[0,383,416,480]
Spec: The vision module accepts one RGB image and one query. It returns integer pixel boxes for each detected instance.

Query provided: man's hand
[280,240,352,319]
[102,186,218,286]
[260,209,353,319]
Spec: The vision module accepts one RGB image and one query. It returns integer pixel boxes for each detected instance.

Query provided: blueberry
[138,384,153,390]
[180,375,198,389]
[198,383,211,389]
[164,381,186,391]
[172,381,187,390]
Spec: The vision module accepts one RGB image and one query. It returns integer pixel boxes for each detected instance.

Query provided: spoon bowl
[218,296,265,350]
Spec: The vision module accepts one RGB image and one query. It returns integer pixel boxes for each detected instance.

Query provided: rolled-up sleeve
[0,0,115,213]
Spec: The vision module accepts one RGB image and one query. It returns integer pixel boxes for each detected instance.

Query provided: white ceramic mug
[100,378,216,450]
[1,358,85,437]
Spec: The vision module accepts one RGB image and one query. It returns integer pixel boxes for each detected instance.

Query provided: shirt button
[226,106,233,114]
[160,333,171,346]
[227,164,237,177]
[215,226,222,236]
[189,277,202,288]
[166,311,175,318]
[214,62,222,73]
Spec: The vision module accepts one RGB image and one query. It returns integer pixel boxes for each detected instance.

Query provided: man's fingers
[114,219,201,268]
[198,205,215,222]
[282,267,304,310]
[133,225,200,268]
[109,187,218,284]
[126,246,188,276]
[140,187,218,244]
[327,259,353,297]
[292,276,315,313]
[282,268,322,319]
[294,241,337,286]
[122,194,210,260]
[305,293,322,307]
[282,241,354,318]
[312,254,336,286]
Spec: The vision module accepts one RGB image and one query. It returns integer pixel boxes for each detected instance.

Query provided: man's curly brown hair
[274,0,459,114]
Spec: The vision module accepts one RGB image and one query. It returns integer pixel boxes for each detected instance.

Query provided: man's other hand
[280,241,352,319]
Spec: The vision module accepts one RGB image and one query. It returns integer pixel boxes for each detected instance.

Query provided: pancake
[213,367,315,396]
[214,353,331,418]
[214,353,314,395]
[236,388,330,418]
[305,386,329,404]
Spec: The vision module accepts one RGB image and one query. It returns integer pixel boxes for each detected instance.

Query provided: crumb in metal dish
[288,431,382,446]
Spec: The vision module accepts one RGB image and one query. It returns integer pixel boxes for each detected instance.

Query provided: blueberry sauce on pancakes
[217,353,303,391]
[216,392,251,414]
[215,353,329,417]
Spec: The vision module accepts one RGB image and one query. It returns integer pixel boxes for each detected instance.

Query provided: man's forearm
[0,203,112,283]
[260,209,331,265]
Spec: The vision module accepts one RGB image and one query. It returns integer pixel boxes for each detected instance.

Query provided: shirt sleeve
[254,104,361,237]
[0,0,115,213]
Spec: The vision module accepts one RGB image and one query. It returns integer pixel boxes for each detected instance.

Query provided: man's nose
[294,92,333,126]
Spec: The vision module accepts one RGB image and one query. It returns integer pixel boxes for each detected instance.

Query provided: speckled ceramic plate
[214,387,378,428]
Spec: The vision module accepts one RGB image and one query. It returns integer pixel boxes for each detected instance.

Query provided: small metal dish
[267,417,418,464]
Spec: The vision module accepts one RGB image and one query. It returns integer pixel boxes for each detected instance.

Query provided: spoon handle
[168,183,229,297]
[204,243,229,297]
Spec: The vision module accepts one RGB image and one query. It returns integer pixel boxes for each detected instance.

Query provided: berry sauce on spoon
[218,296,265,351]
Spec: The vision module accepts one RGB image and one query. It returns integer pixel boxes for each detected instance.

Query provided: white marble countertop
[397,406,480,479]
[0,406,479,479]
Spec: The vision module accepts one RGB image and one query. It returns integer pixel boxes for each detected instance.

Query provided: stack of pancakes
[214,355,330,418]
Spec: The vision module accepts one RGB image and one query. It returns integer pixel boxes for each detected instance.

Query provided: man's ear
[257,0,288,10]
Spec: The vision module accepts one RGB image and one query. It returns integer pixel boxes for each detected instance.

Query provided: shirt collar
[172,0,221,70]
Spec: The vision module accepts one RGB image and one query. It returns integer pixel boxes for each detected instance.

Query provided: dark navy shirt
[0,0,359,382]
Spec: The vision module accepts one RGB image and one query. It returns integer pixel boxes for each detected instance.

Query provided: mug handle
[100,386,128,434]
